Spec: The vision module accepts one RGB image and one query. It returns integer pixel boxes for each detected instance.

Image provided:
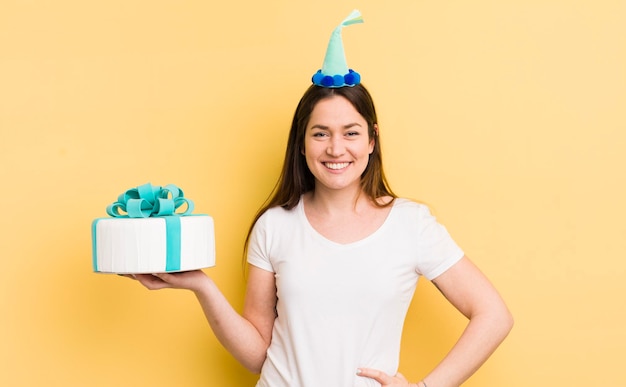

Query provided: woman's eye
[312,132,327,137]
[346,131,360,137]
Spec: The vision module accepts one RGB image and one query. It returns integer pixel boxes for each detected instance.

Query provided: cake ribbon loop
[106,183,194,218]
[102,183,195,272]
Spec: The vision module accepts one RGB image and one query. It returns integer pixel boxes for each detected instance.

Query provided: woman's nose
[326,136,345,156]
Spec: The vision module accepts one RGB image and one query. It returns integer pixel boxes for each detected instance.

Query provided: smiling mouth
[324,162,350,170]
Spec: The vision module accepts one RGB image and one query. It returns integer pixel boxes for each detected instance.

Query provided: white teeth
[325,162,349,170]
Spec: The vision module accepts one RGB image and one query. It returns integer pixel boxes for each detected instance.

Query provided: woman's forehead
[309,96,365,126]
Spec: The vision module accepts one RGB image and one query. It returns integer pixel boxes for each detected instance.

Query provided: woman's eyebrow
[309,122,362,130]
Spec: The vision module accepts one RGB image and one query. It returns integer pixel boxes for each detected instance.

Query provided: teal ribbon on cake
[106,183,194,219]
[103,183,194,272]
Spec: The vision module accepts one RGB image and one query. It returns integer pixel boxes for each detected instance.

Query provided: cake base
[91,215,215,274]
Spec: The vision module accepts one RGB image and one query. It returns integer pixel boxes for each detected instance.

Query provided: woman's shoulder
[392,196,429,209]
[256,200,302,225]
[390,197,436,218]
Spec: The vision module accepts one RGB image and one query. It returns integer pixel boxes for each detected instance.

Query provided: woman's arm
[357,255,513,386]
[132,264,277,373]
[422,255,514,386]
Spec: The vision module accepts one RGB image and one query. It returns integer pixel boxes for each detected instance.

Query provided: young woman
[130,83,513,387]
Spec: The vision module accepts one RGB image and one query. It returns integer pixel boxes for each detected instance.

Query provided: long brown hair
[243,83,396,256]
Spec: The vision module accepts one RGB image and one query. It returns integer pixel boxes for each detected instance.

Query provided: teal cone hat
[312,9,364,88]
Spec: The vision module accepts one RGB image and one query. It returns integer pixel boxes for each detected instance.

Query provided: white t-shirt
[247,198,464,387]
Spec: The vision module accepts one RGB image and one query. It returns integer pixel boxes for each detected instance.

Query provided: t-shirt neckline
[297,197,401,248]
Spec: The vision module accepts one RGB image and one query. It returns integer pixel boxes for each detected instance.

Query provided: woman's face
[303,95,375,193]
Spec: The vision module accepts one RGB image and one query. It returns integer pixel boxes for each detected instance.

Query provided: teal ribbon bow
[101,183,194,272]
[106,183,194,218]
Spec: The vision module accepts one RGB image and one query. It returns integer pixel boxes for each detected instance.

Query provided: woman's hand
[356,368,419,386]
[121,270,211,293]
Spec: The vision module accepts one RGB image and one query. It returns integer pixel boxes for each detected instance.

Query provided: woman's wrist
[191,272,216,296]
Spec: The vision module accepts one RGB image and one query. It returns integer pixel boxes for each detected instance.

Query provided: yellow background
[1,1,624,386]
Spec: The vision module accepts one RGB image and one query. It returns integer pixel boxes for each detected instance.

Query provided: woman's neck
[302,185,394,245]
[306,185,370,215]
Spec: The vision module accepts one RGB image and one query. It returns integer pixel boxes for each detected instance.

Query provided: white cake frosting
[91,183,216,274]
[92,214,215,274]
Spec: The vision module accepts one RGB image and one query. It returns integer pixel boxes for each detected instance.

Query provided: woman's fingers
[357,368,414,386]
[134,273,171,290]
[357,368,393,384]
[117,270,209,292]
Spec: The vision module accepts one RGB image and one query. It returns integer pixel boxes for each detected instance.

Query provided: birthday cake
[91,183,215,274]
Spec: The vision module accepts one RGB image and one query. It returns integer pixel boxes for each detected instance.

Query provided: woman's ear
[369,124,378,154]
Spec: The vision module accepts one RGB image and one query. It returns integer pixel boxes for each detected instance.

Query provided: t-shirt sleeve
[246,213,275,273]
[414,204,464,280]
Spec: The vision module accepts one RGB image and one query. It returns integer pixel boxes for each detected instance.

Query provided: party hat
[312,9,364,88]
